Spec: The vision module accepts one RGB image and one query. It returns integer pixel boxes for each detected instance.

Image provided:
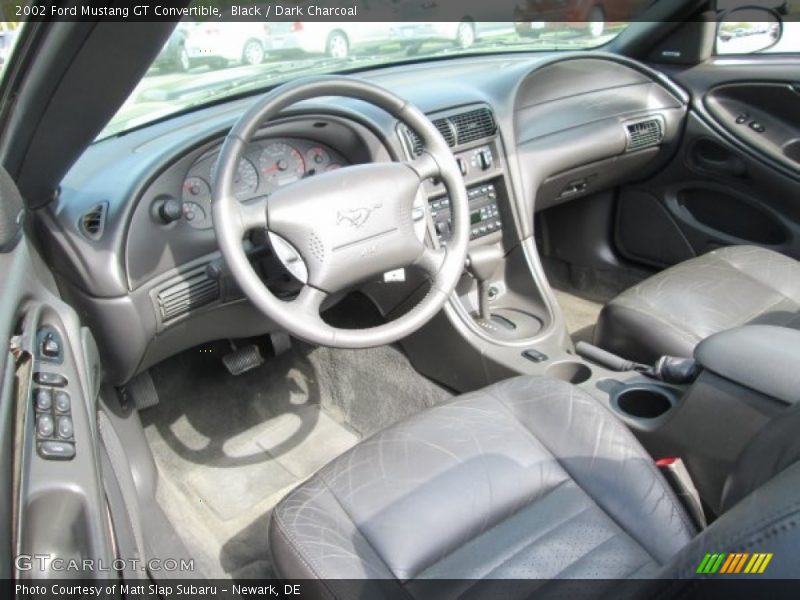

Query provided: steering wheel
[212,76,469,348]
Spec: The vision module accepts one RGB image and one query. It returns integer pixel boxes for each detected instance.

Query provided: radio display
[470,211,481,225]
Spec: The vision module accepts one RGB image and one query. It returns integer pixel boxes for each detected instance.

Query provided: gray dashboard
[38,52,688,384]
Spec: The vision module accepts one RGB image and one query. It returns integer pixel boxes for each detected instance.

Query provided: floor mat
[552,288,603,346]
[141,333,452,578]
[543,257,651,345]
[141,341,359,579]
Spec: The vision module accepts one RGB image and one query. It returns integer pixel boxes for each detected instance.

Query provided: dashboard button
[749,121,765,133]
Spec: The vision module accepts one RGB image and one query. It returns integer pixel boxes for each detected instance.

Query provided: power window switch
[54,391,71,414]
[35,388,53,411]
[57,416,74,440]
[37,414,55,438]
[749,121,766,133]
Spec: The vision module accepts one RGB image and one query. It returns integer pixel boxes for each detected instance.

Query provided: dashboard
[180,138,348,230]
[44,52,688,384]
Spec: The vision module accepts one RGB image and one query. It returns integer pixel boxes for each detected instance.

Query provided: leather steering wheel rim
[211,75,469,348]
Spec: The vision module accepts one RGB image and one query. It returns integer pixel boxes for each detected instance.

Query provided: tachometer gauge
[210,158,259,200]
[325,163,342,172]
[305,146,331,172]
[259,143,305,191]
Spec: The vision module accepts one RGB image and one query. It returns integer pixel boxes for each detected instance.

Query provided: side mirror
[716,6,783,54]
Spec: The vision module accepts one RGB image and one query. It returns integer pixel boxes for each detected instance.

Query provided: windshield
[103,18,630,138]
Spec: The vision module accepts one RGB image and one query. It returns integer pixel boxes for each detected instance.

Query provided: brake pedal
[222,344,264,376]
[122,371,160,410]
[269,331,292,357]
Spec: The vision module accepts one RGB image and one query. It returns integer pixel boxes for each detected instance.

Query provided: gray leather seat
[269,375,800,595]
[594,245,800,363]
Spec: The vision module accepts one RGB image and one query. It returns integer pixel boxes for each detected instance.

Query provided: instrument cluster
[180,137,347,230]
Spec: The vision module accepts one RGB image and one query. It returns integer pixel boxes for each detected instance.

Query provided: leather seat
[269,375,800,594]
[594,245,800,364]
[270,377,693,585]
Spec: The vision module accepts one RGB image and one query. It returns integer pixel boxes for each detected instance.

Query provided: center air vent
[449,107,497,145]
[402,118,456,156]
[79,202,108,240]
[401,106,496,156]
[156,267,219,322]
[625,116,664,151]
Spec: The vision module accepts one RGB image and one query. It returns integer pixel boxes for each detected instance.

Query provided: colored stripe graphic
[699,552,774,574]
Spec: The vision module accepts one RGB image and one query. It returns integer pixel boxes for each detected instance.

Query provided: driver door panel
[1,235,116,578]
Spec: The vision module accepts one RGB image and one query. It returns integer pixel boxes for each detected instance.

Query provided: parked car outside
[152,23,191,72]
[514,0,653,38]
[389,21,518,50]
[155,22,270,71]
[264,22,412,59]
[0,28,17,66]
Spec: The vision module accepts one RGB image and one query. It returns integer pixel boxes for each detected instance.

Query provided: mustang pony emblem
[336,203,383,228]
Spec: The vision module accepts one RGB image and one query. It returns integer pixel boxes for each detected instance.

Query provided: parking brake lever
[575,341,699,384]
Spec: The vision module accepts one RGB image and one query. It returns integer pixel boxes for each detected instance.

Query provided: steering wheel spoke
[415,245,447,279]
[406,151,440,182]
[238,194,269,233]
[292,285,329,318]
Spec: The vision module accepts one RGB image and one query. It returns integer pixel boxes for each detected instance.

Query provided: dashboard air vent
[156,267,219,322]
[449,107,497,145]
[625,117,664,151]
[403,118,455,156]
[79,202,108,240]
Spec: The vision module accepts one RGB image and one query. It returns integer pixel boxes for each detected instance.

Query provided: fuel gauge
[305,146,331,172]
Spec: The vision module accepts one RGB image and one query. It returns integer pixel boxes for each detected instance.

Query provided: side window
[0,21,22,76]
[716,1,800,54]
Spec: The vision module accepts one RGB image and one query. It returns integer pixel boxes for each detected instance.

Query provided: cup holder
[546,361,592,384]
[613,385,675,419]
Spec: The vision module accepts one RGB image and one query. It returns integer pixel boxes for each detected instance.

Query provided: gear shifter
[466,244,504,320]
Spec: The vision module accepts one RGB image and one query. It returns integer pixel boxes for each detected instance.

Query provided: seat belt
[657,457,707,530]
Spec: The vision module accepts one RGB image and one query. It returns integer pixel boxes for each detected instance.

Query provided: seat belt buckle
[656,457,707,530]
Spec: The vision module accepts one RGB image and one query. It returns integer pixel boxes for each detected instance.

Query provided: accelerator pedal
[222,343,264,376]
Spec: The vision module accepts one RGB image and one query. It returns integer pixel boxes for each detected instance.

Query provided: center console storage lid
[694,325,800,406]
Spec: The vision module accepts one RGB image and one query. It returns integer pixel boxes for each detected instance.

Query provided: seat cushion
[594,246,800,363]
[269,376,694,588]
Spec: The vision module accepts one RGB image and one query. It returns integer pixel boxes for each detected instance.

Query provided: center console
[430,182,502,243]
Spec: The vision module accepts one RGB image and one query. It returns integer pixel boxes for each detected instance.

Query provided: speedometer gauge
[259,143,305,192]
[210,158,259,200]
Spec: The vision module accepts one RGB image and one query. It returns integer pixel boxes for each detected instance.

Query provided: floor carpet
[140,333,452,578]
